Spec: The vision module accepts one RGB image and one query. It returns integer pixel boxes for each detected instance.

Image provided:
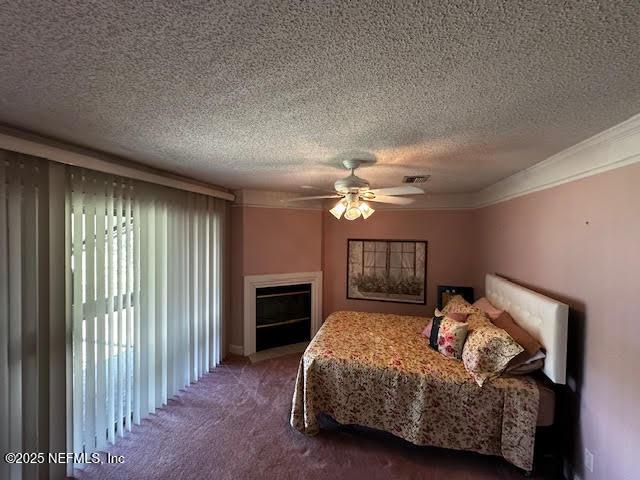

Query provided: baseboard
[248,342,308,364]
[228,344,244,355]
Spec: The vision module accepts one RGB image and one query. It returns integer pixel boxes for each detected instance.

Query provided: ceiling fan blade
[300,185,340,194]
[367,185,424,196]
[285,195,341,202]
[366,195,415,205]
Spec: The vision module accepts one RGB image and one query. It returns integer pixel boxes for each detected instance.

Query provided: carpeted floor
[76,353,545,480]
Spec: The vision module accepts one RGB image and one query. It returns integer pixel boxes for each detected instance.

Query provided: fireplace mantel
[243,271,323,356]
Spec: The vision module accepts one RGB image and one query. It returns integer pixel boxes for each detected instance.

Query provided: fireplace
[243,271,322,356]
[255,284,311,351]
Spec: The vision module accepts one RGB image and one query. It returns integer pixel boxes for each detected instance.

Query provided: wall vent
[402,175,431,184]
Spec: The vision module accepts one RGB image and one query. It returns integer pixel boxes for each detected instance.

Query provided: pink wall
[322,209,478,318]
[228,206,323,347]
[474,162,640,480]
[228,164,639,479]
[229,206,245,350]
[242,206,322,275]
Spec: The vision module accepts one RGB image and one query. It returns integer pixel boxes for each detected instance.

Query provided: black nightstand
[436,285,474,310]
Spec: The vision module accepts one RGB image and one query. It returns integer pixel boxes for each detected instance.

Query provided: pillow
[428,316,469,360]
[435,307,469,323]
[462,324,524,386]
[422,308,469,339]
[505,358,545,376]
[443,311,469,322]
[507,350,546,374]
[492,311,543,368]
[525,349,546,363]
[465,312,493,332]
[472,297,504,320]
[421,318,433,338]
[442,295,482,316]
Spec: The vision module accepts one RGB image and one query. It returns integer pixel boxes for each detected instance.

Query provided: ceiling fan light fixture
[358,202,375,219]
[293,158,425,220]
[329,199,347,219]
[344,204,362,220]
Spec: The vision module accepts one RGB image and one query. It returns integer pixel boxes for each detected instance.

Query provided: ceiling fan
[287,159,424,220]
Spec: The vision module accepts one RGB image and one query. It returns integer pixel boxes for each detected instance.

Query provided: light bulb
[329,199,347,219]
[358,202,375,219]
[344,206,362,220]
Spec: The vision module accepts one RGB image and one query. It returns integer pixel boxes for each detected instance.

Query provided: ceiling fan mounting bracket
[342,158,374,170]
[342,158,361,170]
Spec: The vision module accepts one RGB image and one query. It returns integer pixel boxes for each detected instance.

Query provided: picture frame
[346,239,427,305]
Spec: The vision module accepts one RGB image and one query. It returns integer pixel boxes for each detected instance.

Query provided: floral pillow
[442,295,483,316]
[421,308,468,339]
[465,312,493,332]
[433,306,468,323]
[505,358,544,376]
[421,318,434,338]
[428,316,469,360]
[492,311,543,369]
[462,324,524,386]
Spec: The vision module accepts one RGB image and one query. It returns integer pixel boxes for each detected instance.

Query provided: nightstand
[436,285,474,310]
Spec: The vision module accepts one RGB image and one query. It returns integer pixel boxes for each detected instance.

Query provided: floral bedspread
[290,311,539,471]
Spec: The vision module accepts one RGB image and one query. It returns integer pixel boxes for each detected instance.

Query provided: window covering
[68,168,226,462]
[0,152,50,480]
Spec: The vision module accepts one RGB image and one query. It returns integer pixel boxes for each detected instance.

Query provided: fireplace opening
[255,283,311,351]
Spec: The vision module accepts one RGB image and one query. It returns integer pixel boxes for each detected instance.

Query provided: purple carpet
[75,353,543,480]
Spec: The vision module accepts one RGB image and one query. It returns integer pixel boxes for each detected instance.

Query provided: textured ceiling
[1,1,639,194]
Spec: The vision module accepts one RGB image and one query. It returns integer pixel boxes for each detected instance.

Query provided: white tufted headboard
[485,274,568,384]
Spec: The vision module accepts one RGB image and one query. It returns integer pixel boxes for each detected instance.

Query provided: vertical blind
[0,152,50,480]
[68,168,226,459]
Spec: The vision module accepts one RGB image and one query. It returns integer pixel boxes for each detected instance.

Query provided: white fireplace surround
[243,271,323,356]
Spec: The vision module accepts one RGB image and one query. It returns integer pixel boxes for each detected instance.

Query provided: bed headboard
[485,274,568,384]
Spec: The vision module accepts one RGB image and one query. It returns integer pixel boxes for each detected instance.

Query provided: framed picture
[347,239,427,304]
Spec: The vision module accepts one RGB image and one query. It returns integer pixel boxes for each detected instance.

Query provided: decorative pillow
[421,318,433,338]
[525,349,546,363]
[492,311,543,368]
[465,312,493,332]
[472,297,504,320]
[462,324,524,386]
[435,307,469,323]
[506,358,545,376]
[428,316,469,360]
[442,295,483,316]
[423,308,469,339]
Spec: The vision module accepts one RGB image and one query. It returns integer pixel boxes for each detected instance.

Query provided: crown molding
[473,112,640,208]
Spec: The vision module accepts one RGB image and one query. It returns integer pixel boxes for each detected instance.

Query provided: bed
[290,274,568,472]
